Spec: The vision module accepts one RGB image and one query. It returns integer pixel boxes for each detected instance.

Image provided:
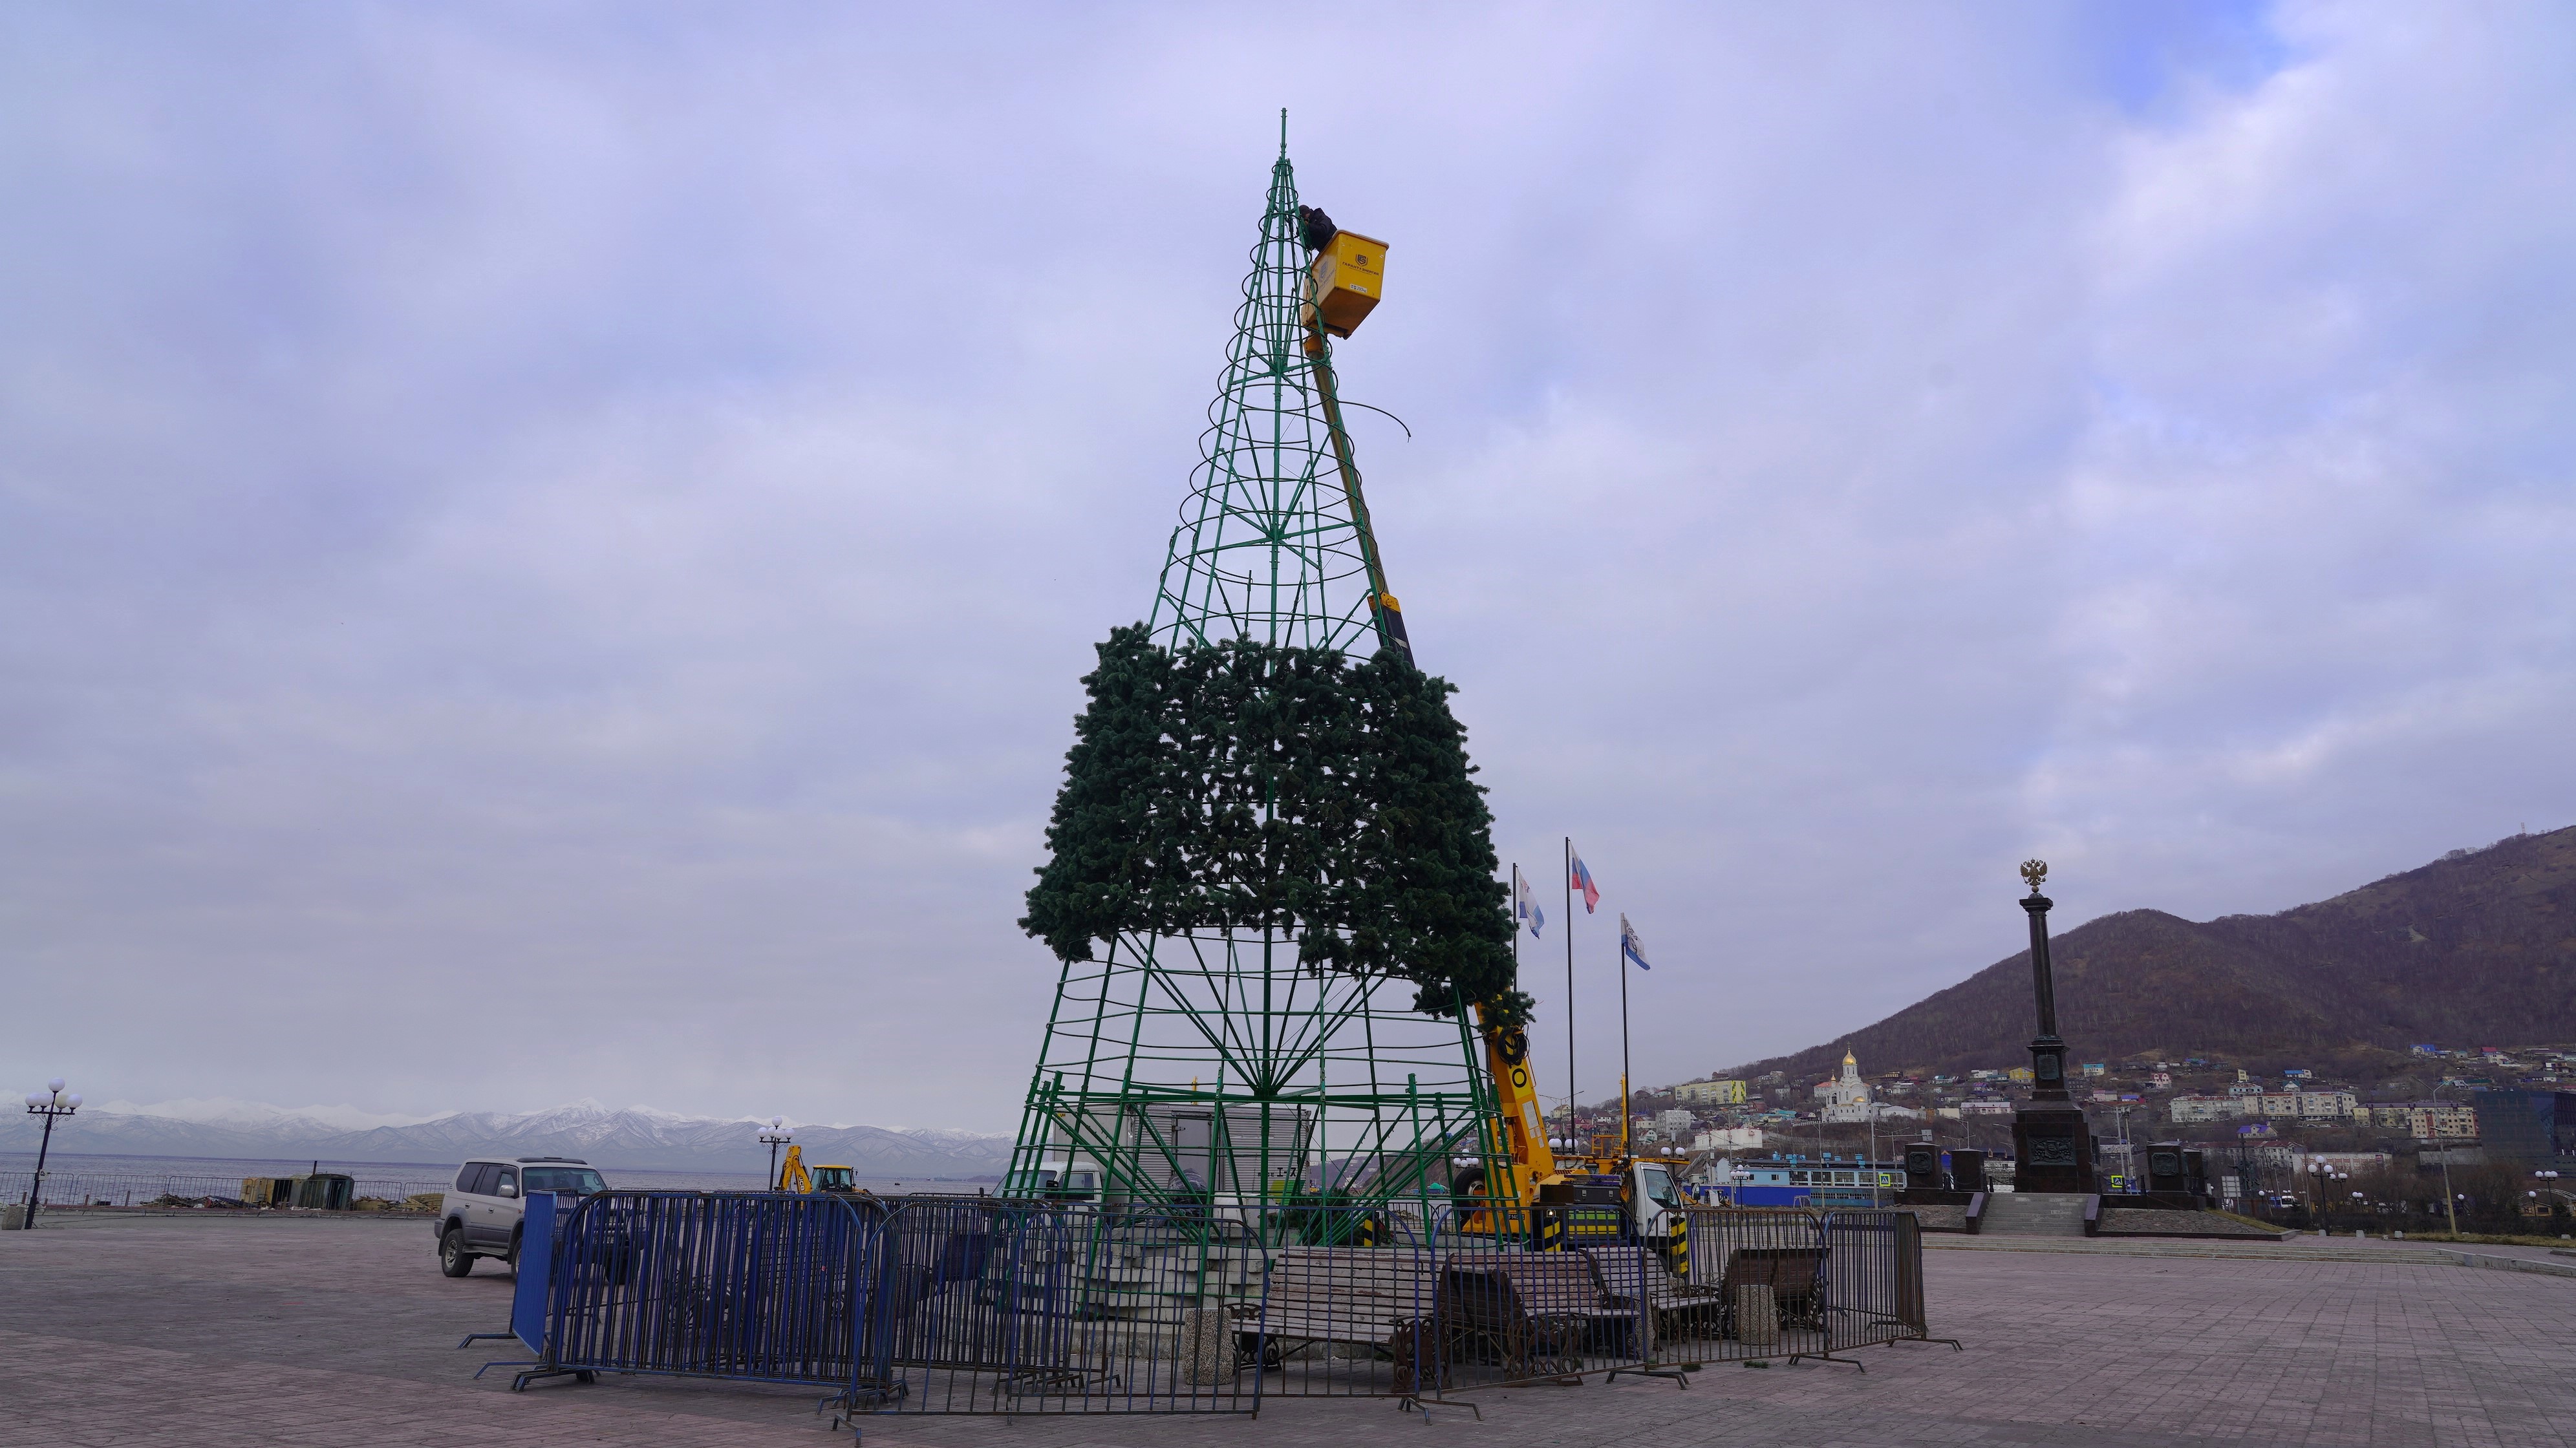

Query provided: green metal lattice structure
[1005,135,1503,1212]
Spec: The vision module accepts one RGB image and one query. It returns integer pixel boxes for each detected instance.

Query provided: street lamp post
[757,1118,793,1192]
[2437,1136,2461,1237]
[19,1079,81,1230]
[2110,1104,2134,1191]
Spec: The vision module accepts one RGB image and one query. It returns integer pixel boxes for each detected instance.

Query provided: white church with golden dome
[1814,1050,1872,1121]
[1814,1049,1918,1123]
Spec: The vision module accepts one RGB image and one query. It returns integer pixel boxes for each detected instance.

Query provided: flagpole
[1563,836,1575,1152]
[1619,922,1632,1158]
[1508,862,1522,1199]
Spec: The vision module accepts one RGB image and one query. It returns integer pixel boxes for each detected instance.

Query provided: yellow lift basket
[1306,231,1388,338]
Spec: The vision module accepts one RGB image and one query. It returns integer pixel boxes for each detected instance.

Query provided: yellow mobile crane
[1455,1023,1690,1247]
[1300,212,1684,1251]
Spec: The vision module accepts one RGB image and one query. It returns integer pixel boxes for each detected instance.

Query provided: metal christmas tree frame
[1006,137,1510,1213]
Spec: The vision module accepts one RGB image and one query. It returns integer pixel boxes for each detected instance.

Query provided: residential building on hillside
[1960,1099,2014,1116]
[1675,1079,1747,1106]
[2173,1087,2357,1124]
[2293,1089,2359,1119]
[1655,1109,1695,1138]
[2170,1096,2237,1123]
[2365,1102,2479,1139]
[2255,1087,2359,1120]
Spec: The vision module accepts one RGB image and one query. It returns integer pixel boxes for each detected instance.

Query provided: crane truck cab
[1014,1155,1106,1202]
[1628,1156,1684,1237]
[1540,1151,1688,1242]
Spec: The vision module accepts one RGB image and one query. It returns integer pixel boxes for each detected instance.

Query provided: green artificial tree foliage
[1022,625,1529,1029]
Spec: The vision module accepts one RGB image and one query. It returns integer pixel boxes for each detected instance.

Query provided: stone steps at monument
[1977,1191,2091,1237]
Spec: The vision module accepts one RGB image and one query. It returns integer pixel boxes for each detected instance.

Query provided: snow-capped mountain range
[0,1099,1011,1176]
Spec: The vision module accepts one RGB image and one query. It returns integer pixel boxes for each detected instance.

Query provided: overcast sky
[5,3,2571,1133]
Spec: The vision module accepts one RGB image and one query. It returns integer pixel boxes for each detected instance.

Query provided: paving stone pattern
[4,1211,2572,1447]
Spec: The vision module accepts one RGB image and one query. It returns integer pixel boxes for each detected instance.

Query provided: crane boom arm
[1304,224,1555,1211]
[1304,316,1413,666]
[1472,1004,1560,1206]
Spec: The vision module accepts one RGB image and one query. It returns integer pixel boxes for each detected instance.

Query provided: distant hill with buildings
[1724,825,2576,1092]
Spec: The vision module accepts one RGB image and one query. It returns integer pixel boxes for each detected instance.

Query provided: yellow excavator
[775,1145,861,1195]
[1301,213,1686,1251]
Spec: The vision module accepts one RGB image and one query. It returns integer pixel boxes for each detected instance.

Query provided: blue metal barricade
[510,1192,1261,1420]
[530,1191,888,1400]
[482,1195,1952,1423]
[512,1190,557,1353]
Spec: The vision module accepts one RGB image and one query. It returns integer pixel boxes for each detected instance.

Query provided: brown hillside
[1727,825,2576,1089]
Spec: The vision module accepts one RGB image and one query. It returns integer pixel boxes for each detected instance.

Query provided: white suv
[436,1156,607,1276]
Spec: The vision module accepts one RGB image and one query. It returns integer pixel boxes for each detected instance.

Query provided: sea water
[0,1149,989,1204]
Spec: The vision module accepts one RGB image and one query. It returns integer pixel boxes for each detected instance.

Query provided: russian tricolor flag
[1569,851,1600,913]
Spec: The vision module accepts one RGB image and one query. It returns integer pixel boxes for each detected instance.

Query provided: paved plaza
[4,1212,2572,1447]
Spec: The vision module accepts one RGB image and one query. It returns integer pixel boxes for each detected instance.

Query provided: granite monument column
[2010,860,2098,1194]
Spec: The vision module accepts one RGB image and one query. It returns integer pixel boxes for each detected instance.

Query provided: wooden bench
[1230,1247,1446,1390]
[1439,1251,1638,1377]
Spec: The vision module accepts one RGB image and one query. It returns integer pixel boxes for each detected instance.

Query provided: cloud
[2,3,2570,1129]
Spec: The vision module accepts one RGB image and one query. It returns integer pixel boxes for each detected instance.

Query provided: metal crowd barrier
[493,1193,1950,1427]
[1662,1206,1957,1369]
[511,1191,1265,1421]
[1661,1206,1832,1365]
[851,1195,1261,1417]
[538,1190,886,1398]
[1183,1197,1688,1411]
[1816,1209,1960,1356]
